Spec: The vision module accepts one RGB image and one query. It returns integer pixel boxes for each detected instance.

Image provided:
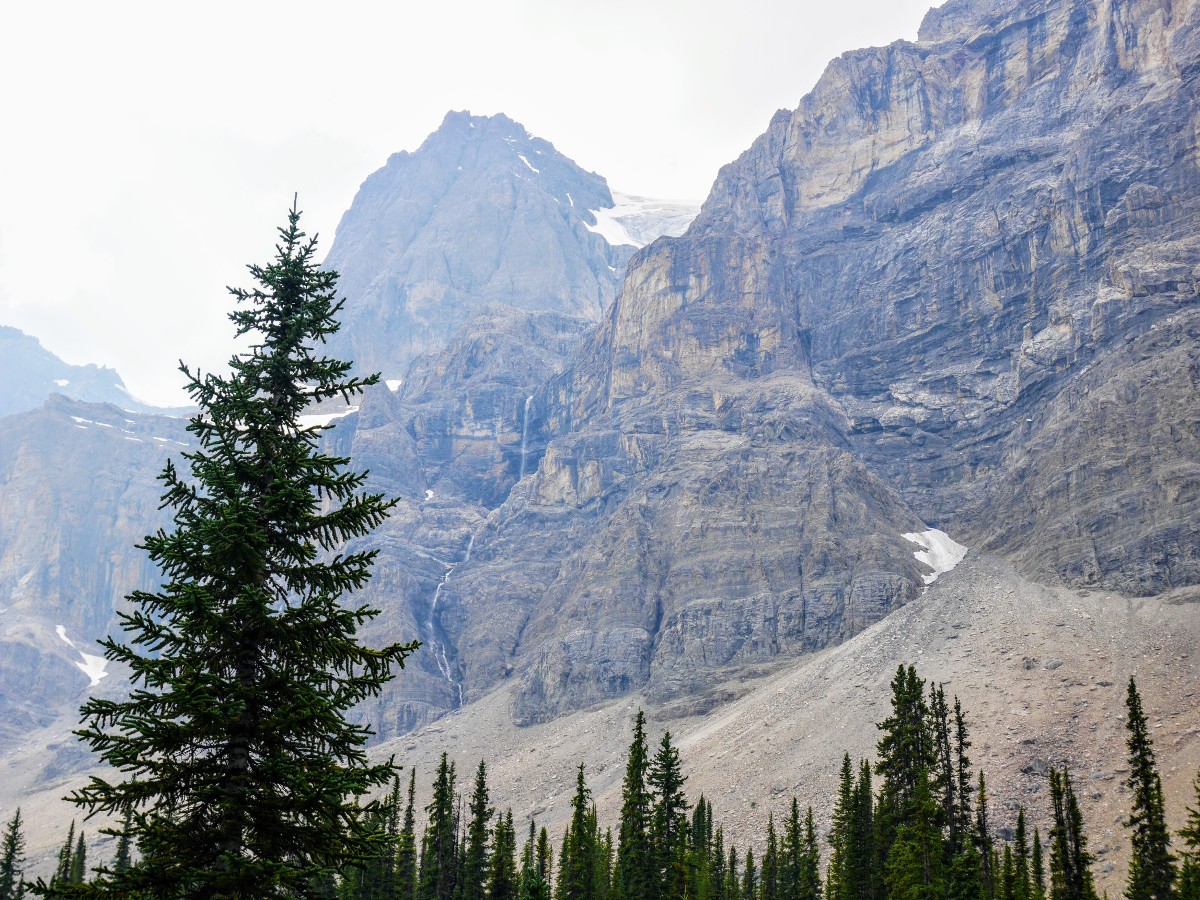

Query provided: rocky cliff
[1,0,1196,750]
[427,0,1200,722]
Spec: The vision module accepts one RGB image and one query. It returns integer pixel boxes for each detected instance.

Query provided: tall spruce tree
[1047,769,1096,900]
[421,754,459,900]
[55,202,417,897]
[0,808,25,900]
[1031,830,1046,900]
[650,732,689,899]
[488,810,518,900]
[615,711,654,900]
[396,769,419,900]
[1122,679,1175,900]
[1179,772,1200,900]
[559,765,598,900]
[460,761,494,900]
[762,815,780,900]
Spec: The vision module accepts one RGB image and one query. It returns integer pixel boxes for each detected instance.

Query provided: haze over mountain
[0,0,1197,877]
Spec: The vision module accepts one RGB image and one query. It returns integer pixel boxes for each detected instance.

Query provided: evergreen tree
[762,815,780,900]
[828,754,855,900]
[800,807,823,900]
[69,830,86,886]
[884,770,945,900]
[459,761,494,900]
[52,822,75,887]
[930,685,955,842]
[111,808,133,877]
[1014,810,1031,900]
[517,822,552,900]
[396,769,419,900]
[953,700,974,857]
[559,765,598,900]
[1031,830,1046,900]
[1180,773,1200,900]
[0,808,25,900]
[726,846,741,900]
[741,849,757,900]
[712,828,728,900]
[975,774,994,900]
[784,799,806,900]
[1048,769,1096,900]
[877,666,935,865]
[421,754,459,900]
[1001,846,1016,900]
[1122,679,1175,900]
[488,810,518,900]
[614,711,654,900]
[650,732,689,899]
[58,202,417,897]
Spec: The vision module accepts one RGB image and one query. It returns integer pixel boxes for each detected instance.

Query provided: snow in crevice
[903,529,969,584]
[385,379,403,392]
[517,153,540,174]
[56,624,109,686]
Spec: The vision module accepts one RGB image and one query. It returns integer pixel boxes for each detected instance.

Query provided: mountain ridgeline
[1,0,1197,765]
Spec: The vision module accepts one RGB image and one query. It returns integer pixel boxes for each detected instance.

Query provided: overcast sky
[0,0,936,406]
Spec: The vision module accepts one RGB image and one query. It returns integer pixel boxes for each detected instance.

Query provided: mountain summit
[324,111,697,380]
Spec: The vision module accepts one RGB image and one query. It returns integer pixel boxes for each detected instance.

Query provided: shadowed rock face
[323,111,633,380]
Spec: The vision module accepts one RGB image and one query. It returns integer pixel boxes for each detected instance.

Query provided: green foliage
[489,810,518,900]
[0,808,25,900]
[1048,768,1097,900]
[421,754,459,900]
[56,202,416,897]
[1122,679,1174,900]
[460,761,494,900]
[614,711,653,900]
[650,732,689,899]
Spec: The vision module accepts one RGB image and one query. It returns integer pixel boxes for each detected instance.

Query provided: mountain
[0,326,145,418]
[323,111,698,381]
[399,0,1199,726]
[1,0,1198,871]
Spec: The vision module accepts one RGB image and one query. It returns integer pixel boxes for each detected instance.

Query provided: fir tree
[762,815,780,900]
[650,732,689,899]
[712,828,728,900]
[559,765,598,900]
[0,808,25,900]
[488,811,518,900]
[799,807,823,900]
[614,711,654,900]
[1180,773,1200,900]
[460,761,494,900]
[975,774,994,900]
[884,770,945,900]
[421,754,459,900]
[1031,830,1046,900]
[1014,810,1031,900]
[1048,769,1096,900]
[726,845,741,900]
[953,699,974,857]
[396,769,419,900]
[1122,679,1174,900]
[69,831,86,886]
[828,754,855,900]
[741,849,757,900]
[111,808,133,877]
[52,822,75,887]
[58,202,417,897]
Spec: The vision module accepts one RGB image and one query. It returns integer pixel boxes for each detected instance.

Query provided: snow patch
[297,406,359,429]
[386,379,403,392]
[585,192,700,249]
[56,624,109,685]
[425,489,435,500]
[903,529,969,584]
[54,378,70,387]
[517,153,540,174]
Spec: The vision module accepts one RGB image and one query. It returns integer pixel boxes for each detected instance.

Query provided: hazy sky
[0,0,935,406]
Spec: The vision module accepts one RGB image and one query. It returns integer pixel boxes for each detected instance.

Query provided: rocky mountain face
[322,111,683,380]
[0,326,145,417]
[425,0,1200,722]
[0,396,188,740]
[0,0,1196,788]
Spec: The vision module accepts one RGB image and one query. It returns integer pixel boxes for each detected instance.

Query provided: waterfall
[518,394,534,480]
[425,533,474,710]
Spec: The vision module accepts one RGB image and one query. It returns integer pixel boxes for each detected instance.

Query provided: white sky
[0,0,936,407]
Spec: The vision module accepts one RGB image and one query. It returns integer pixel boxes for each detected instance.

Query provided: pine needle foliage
[58,202,418,897]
